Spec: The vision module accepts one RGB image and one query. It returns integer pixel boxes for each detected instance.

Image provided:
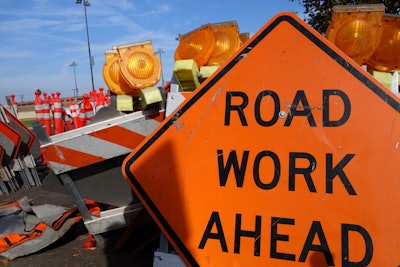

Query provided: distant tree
[290,0,400,34]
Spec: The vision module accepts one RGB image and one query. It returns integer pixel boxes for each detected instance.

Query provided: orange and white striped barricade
[52,92,64,135]
[37,107,165,241]
[41,94,52,136]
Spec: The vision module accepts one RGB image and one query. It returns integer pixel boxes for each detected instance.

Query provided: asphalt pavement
[0,184,160,267]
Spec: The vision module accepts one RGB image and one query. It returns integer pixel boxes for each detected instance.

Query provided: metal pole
[70,61,79,99]
[82,0,95,91]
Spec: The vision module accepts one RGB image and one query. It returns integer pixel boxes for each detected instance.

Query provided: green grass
[21,119,37,128]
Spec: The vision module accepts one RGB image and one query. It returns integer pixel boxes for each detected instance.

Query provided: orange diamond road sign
[123,12,400,266]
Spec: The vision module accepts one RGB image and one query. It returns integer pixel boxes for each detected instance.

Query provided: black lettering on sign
[326,154,357,195]
[198,213,373,265]
[323,90,351,127]
[198,211,228,252]
[289,152,317,192]
[255,90,280,126]
[217,150,249,187]
[225,91,248,126]
[299,221,334,266]
[217,150,356,195]
[342,224,373,267]
[284,90,317,127]
[234,214,262,256]
[218,150,281,190]
[270,217,296,261]
[253,150,280,190]
[224,89,351,127]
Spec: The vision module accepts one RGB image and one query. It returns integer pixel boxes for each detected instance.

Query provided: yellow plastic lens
[335,20,374,57]
[174,24,215,67]
[118,40,161,93]
[207,21,241,66]
[126,51,156,80]
[368,14,400,72]
[325,4,384,65]
[102,50,134,95]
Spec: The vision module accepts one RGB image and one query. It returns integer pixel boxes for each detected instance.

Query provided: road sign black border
[124,14,400,266]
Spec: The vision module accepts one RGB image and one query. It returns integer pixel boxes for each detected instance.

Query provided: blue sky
[0,0,304,103]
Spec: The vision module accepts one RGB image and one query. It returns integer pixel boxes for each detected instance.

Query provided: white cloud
[0,50,33,58]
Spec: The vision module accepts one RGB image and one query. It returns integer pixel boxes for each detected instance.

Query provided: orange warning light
[174,23,216,67]
[206,21,242,66]
[102,50,134,95]
[175,21,242,67]
[325,4,384,65]
[117,40,161,94]
[368,14,400,72]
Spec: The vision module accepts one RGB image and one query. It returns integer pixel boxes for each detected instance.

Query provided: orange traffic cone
[82,93,94,124]
[42,92,52,136]
[34,91,44,125]
[95,88,105,112]
[62,107,73,131]
[78,104,86,128]
[68,98,79,129]
[53,92,64,135]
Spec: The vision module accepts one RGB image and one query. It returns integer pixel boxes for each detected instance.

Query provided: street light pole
[69,61,78,99]
[76,0,95,91]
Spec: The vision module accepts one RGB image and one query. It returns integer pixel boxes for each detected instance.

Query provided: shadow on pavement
[5,210,160,267]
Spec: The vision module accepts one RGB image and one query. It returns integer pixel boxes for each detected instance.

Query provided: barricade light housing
[174,24,216,67]
[206,21,241,66]
[368,14,400,72]
[102,50,134,95]
[117,40,161,95]
[239,32,250,45]
[174,21,242,68]
[325,4,385,65]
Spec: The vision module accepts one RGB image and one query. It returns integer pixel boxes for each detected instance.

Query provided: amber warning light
[326,4,400,73]
[102,40,161,96]
[174,21,242,68]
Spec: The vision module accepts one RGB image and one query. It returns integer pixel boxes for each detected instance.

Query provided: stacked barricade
[0,105,41,194]
[33,88,110,136]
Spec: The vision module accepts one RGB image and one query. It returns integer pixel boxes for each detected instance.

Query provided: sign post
[123,12,400,266]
